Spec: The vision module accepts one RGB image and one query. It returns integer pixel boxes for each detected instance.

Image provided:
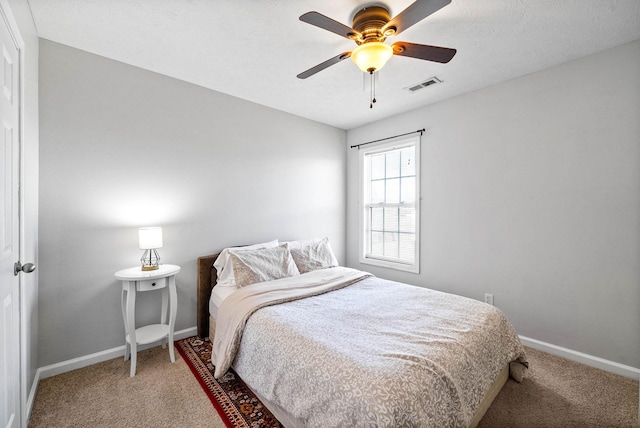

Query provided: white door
[0,8,20,428]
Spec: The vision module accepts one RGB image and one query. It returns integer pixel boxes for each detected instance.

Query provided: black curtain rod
[350,128,425,149]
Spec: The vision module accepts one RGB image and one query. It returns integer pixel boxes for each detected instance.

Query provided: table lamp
[139,227,162,271]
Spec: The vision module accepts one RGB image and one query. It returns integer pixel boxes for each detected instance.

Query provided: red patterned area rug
[175,336,283,428]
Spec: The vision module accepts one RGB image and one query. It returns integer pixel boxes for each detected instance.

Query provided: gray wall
[38,40,346,366]
[347,40,640,368]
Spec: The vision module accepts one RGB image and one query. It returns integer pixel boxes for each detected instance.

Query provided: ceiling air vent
[406,76,442,92]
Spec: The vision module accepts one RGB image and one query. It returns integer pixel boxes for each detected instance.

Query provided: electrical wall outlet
[484,293,494,306]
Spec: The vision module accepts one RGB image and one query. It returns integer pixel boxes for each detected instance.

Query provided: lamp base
[140,248,161,271]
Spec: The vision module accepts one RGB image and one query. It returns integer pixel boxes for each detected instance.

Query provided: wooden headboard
[196,253,221,338]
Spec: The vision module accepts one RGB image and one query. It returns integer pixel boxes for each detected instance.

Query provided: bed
[197,239,527,428]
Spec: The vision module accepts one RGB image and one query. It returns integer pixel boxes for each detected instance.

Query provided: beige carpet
[478,347,639,428]
[29,346,225,428]
[30,345,638,427]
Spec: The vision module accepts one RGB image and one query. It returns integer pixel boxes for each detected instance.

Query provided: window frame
[358,135,420,273]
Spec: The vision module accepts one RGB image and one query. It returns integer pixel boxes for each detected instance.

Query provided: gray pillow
[229,243,300,288]
[287,237,339,274]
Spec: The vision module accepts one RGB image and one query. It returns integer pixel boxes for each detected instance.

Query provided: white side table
[114,264,180,377]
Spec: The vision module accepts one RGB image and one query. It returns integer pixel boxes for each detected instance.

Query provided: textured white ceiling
[28,0,640,130]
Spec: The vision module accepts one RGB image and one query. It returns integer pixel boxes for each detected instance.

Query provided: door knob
[14,261,36,276]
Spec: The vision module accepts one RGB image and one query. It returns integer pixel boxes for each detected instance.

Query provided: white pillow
[229,243,300,288]
[285,237,339,274]
[213,239,278,287]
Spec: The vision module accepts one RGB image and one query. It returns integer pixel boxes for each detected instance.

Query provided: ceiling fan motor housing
[352,6,393,44]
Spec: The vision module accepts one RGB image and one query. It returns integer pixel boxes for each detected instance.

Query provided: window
[359,135,420,272]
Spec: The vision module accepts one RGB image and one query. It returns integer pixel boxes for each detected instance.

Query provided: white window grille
[359,135,420,272]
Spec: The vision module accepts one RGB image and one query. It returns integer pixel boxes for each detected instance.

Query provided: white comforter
[212,267,527,428]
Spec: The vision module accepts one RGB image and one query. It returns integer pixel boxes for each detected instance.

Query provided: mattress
[209,285,237,320]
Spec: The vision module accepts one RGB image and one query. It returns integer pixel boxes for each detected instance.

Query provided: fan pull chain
[369,70,377,109]
[373,72,377,105]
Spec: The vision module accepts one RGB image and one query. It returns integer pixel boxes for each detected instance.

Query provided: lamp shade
[351,42,393,73]
[138,227,163,250]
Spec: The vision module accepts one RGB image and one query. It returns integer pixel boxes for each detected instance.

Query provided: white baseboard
[519,335,640,380]
[36,327,197,380]
[26,326,197,422]
[25,329,640,423]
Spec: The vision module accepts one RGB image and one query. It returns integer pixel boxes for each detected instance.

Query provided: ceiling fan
[297,0,457,107]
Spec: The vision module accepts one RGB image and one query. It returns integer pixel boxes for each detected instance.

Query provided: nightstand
[114,264,180,377]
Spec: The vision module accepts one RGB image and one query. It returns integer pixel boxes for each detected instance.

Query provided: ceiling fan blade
[297,52,352,79]
[383,0,451,36]
[392,42,456,63]
[300,11,360,40]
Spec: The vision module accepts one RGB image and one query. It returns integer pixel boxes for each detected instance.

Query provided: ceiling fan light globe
[351,42,393,73]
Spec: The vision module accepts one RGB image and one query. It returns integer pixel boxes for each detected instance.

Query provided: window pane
[370,231,384,256]
[399,207,414,233]
[398,233,415,262]
[384,207,398,232]
[400,177,415,203]
[400,147,415,177]
[385,178,400,203]
[370,207,384,231]
[383,232,399,259]
[370,154,385,180]
[385,151,400,178]
[370,180,384,204]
